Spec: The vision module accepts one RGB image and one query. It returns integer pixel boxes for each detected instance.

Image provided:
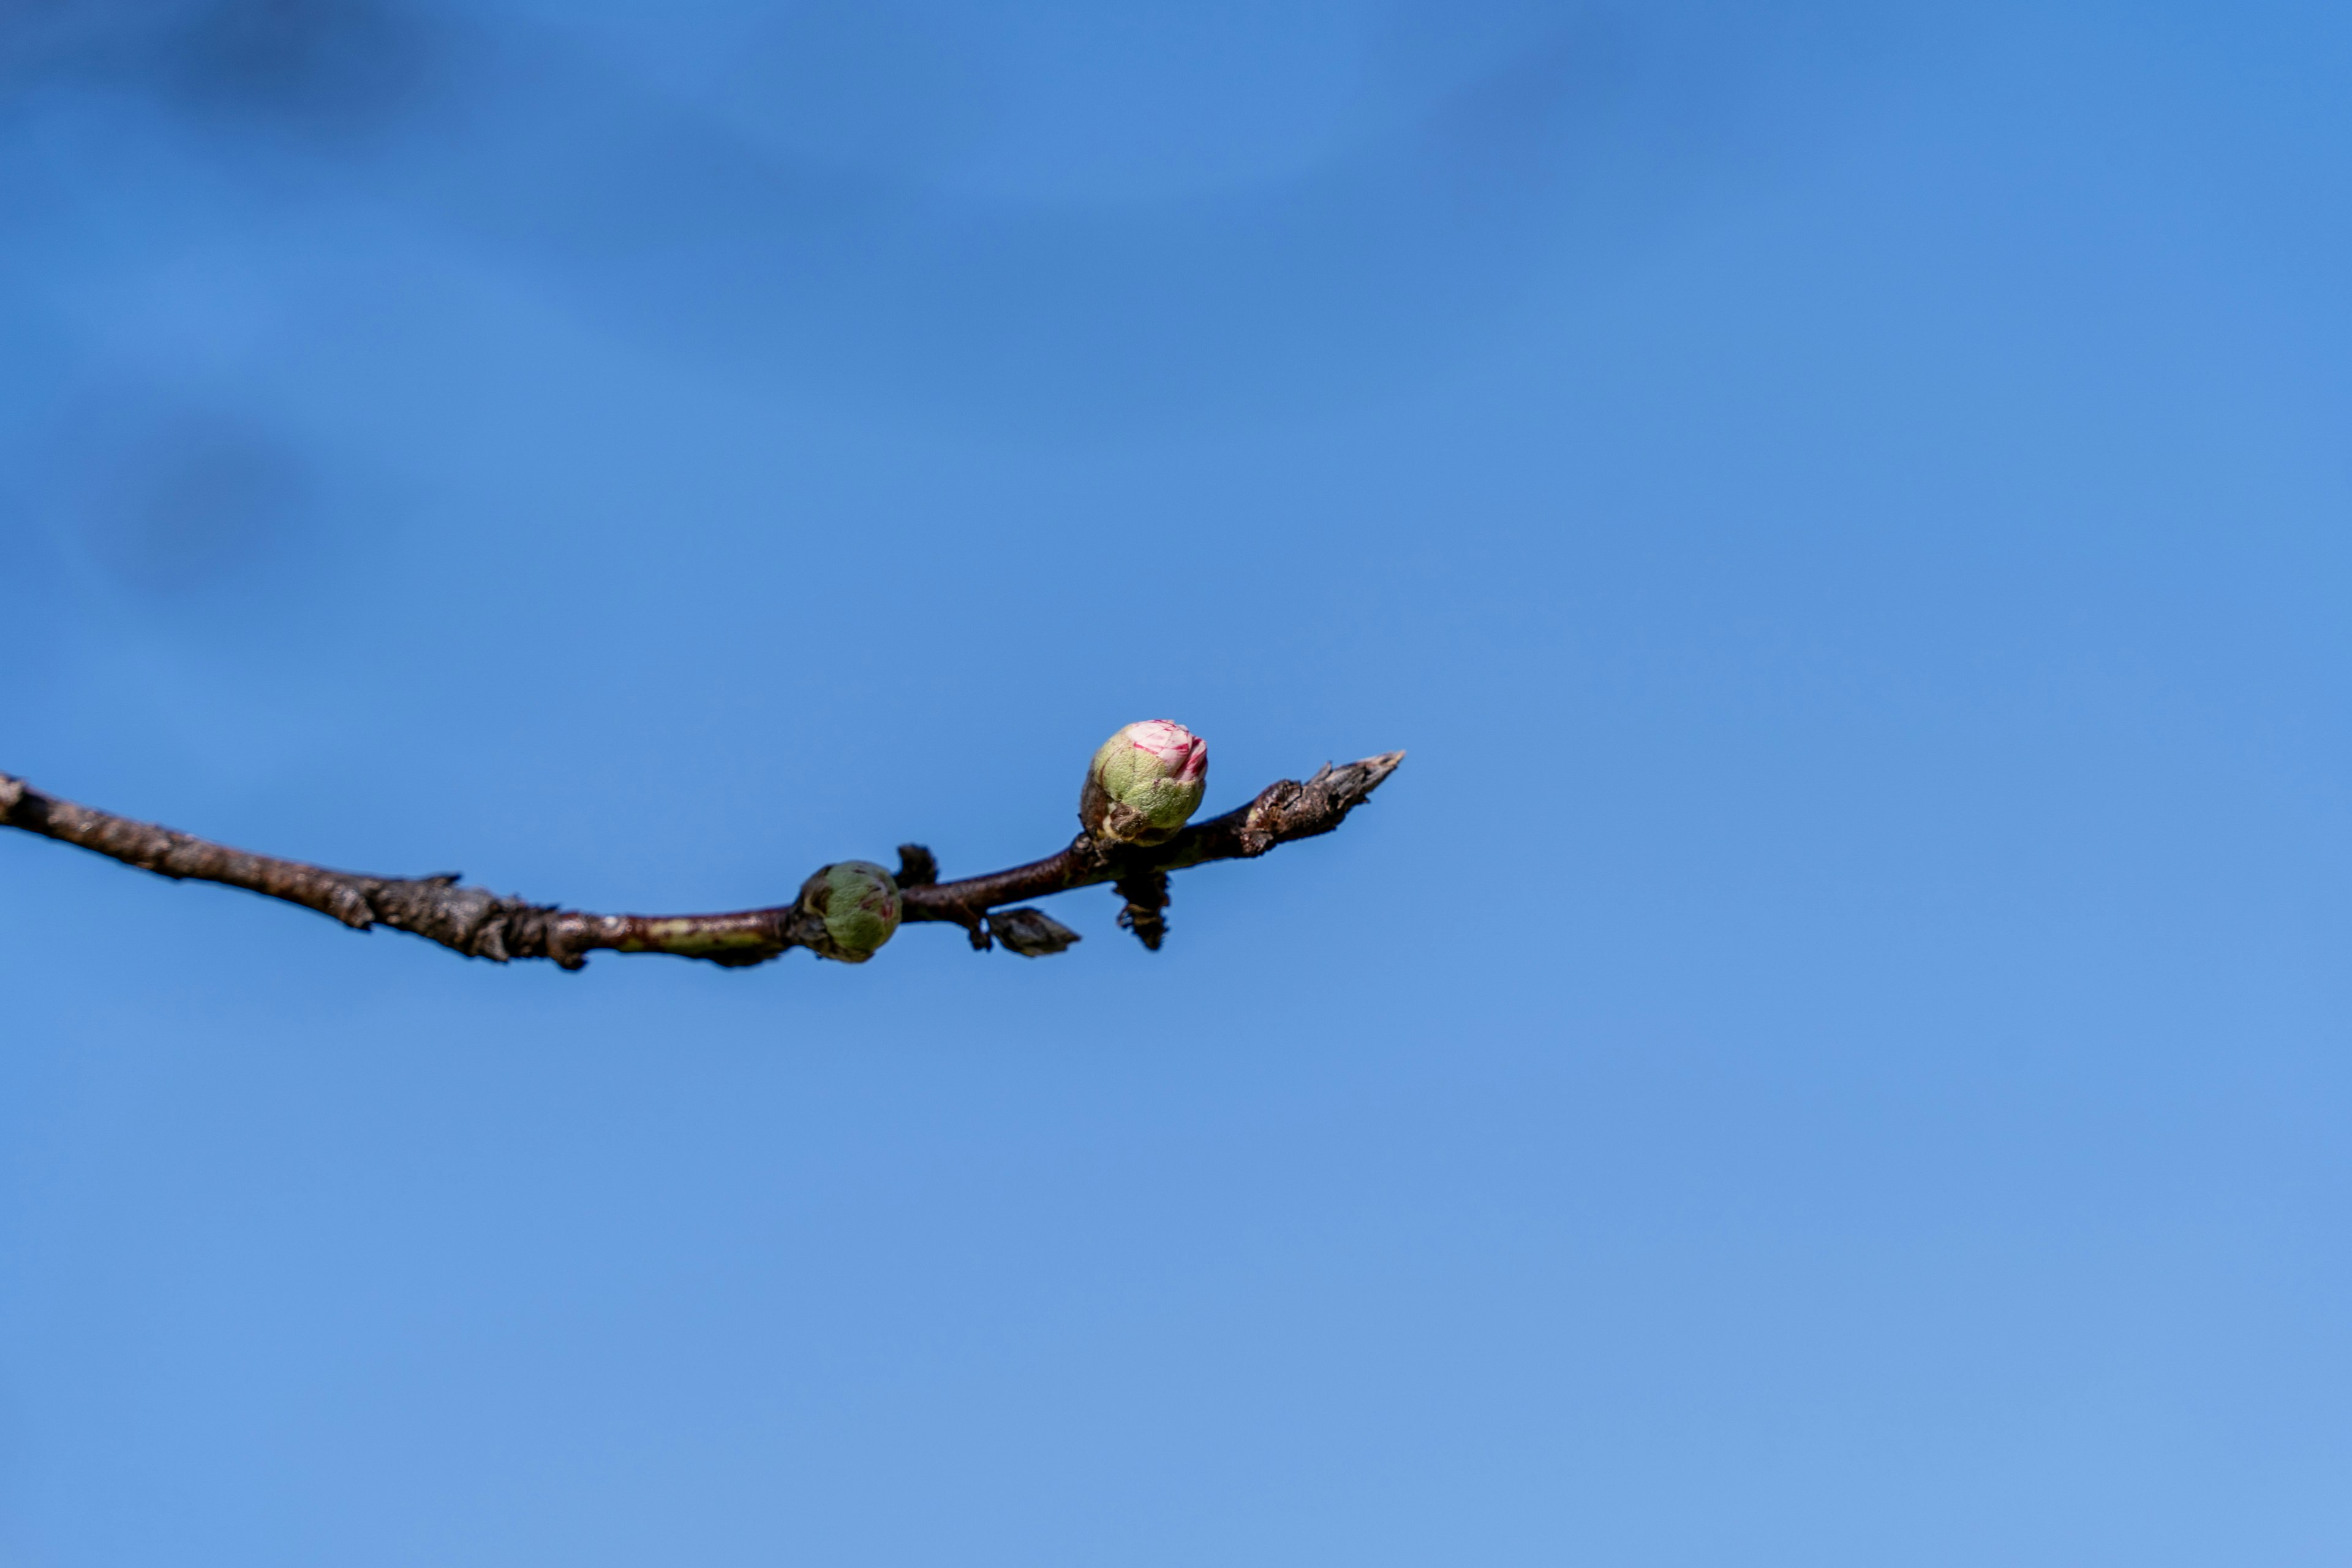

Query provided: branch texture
[0,753,1403,971]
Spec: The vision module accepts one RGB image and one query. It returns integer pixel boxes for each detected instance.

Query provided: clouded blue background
[5,1,2351,1562]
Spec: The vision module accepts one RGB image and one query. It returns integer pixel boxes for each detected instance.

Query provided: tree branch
[0,752,1404,971]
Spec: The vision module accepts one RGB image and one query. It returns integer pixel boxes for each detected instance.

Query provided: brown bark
[0,752,1403,970]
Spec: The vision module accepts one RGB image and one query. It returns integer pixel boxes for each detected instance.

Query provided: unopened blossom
[800,859,902,963]
[1080,719,1208,848]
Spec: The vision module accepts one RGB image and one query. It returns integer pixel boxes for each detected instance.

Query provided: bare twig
[0,753,1403,970]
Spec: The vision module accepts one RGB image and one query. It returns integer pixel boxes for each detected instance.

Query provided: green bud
[1079,719,1208,848]
[797,859,902,963]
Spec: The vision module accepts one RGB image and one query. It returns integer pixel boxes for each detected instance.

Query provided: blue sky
[4,1,2351,1562]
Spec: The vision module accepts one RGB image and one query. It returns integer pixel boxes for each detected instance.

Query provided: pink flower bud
[1080,719,1209,847]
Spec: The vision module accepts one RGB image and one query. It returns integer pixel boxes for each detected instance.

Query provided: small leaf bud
[1079,719,1208,848]
[797,859,902,963]
[987,907,1082,957]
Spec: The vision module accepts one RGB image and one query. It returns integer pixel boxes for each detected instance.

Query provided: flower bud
[1079,719,1208,848]
[797,859,902,963]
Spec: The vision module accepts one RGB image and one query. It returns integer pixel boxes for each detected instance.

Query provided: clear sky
[5,1,2351,1562]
